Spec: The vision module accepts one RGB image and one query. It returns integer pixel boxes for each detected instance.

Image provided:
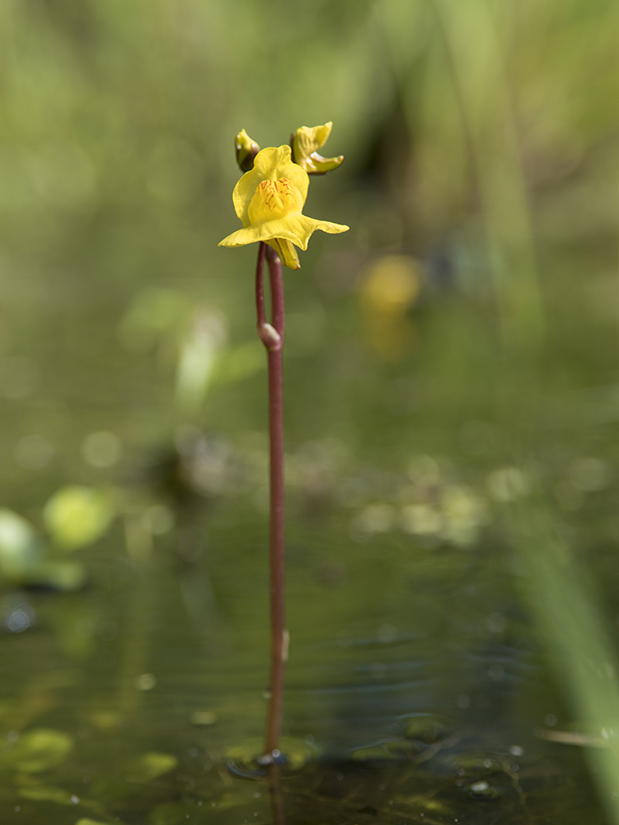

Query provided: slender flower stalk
[255,242,287,761]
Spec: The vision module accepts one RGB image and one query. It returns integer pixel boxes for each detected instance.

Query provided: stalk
[255,241,287,762]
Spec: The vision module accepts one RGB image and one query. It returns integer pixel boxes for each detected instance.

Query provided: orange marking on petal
[249,178,302,224]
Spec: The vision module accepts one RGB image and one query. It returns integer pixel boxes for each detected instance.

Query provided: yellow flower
[292,122,344,175]
[218,144,348,270]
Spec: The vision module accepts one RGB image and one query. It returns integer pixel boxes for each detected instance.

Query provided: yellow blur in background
[358,255,422,360]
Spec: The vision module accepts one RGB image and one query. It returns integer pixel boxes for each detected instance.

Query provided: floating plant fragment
[76,820,118,825]
[403,714,449,744]
[451,751,504,778]
[351,740,412,762]
[468,780,502,800]
[127,752,178,782]
[17,784,80,804]
[393,794,455,816]
[1,728,74,774]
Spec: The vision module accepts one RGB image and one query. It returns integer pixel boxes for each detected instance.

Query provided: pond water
[0,488,605,824]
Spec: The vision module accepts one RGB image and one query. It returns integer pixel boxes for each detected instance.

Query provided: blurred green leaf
[0,508,44,581]
[43,487,115,552]
[17,784,76,804]
[127,752,178,782]
[0,509,82,589]
[76,820,118,825]
[2,728,73,774]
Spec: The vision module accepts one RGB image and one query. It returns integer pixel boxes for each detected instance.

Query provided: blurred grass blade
[431,0,545,356]
[511,500,619,824]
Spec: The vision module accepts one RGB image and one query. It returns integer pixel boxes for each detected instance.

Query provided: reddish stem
[255,242,287,762]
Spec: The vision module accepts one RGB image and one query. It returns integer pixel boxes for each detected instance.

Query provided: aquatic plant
[219,123,348,763]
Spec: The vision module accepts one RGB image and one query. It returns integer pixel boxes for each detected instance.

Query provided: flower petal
[292,123,344,174]
[219,212,349,251]
[219,213,348,251]
[232,146,309,226]
[218,225,268,248]
[275,214,349,251]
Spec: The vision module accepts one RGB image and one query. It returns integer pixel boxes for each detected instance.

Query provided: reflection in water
[268,765,287,825]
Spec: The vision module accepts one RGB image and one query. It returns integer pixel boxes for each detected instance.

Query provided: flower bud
[292,122,344,175]
[235,129,261,172]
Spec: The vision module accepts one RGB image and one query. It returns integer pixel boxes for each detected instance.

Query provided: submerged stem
[255,242,287,761]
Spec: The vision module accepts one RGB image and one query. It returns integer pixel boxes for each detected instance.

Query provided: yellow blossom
[292,122,344,175]
[218,144,348,270]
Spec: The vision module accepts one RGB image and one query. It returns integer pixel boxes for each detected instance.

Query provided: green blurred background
[1,1,619,823]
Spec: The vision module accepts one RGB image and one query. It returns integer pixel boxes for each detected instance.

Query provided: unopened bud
[292,122,344,175]
[235,129,260,172]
